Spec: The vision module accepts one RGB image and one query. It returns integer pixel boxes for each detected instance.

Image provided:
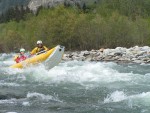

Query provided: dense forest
[0,0,150,52]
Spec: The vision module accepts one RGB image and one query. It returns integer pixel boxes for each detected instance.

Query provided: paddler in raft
[14,48,27,63]
[30,40,49,55]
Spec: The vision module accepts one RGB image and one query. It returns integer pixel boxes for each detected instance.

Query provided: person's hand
[28,54,33,58]
[14,55,19,61]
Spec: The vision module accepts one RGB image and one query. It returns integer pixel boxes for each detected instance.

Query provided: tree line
[0,0,150,52]
[0,5,30,23]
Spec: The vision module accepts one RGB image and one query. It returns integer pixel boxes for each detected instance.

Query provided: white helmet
[37,40,42,44]
[20,48,25,52]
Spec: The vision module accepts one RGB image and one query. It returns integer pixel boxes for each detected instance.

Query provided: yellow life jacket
[30,46,48,55]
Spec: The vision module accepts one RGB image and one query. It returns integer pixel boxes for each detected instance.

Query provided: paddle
[36,50,47,55]
[28,50,48,58]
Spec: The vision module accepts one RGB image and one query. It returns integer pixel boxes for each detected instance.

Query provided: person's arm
[13,55,19,61]
[43,46,49,51]
[13,55,20,63]
[30,47,37,55]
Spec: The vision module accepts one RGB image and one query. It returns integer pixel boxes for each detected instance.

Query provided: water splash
[104,91,150,107]
[0,53,150,112]
[27,92,62,102]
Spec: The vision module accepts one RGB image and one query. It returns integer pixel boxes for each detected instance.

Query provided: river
[0,53,150,113]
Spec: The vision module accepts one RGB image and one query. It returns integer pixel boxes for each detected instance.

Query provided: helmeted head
[37,40,43,47]
[37,40,42,44]
[20,48,25,55]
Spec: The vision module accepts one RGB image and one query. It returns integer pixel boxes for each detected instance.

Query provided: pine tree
[82,3,87,13]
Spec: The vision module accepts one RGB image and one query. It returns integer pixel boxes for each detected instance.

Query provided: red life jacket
[15,55,27,63]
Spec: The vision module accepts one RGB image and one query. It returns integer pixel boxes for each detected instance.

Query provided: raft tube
[10,45,65,69]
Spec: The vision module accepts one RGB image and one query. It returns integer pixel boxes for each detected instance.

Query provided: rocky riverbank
[63,46,150,63]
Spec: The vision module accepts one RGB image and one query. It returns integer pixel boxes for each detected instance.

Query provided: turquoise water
[0,53,150,113]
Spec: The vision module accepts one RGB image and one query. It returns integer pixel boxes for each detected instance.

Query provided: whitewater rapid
[0,53,150,113]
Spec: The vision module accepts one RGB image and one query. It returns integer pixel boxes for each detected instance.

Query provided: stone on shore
[62,46,150,64]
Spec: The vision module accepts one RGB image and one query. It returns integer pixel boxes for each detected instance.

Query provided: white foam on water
[4,67,24,75]
[27,92,53,100]
[0,92,62,106]
[6,112,17,113]
[0,98,17,104]
[0,98,27,106]
[27,92,63,102]
[104,91,127,103]
[22,101,30,106]
[0,82,21,87]
[0,53,16,66]
[0,53,150,110]
[1,53,146,86]
[23,61,133,85]
[104,91,150,106]
[0,53,10,60]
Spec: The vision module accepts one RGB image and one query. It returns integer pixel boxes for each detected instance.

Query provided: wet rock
[99,48,104,52]
[85,56,92,61]
[114,52,123,56]
[82,51,90,57]
[63,54,72,61]
[146,60,150,63]
[143,58,150,61]
[133,60,143,64]
[103,56,113,61]
[63,46,150,64]
[69,54,73,58]
[72,56,85,61]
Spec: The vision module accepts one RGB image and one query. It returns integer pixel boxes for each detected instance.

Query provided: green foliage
[0,2,150,52]
[0,5,30,23]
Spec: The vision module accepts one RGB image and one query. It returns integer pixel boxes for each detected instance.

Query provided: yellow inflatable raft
[10,45,65,69]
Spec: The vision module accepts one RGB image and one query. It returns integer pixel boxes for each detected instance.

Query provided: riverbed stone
[62,46,150,64]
